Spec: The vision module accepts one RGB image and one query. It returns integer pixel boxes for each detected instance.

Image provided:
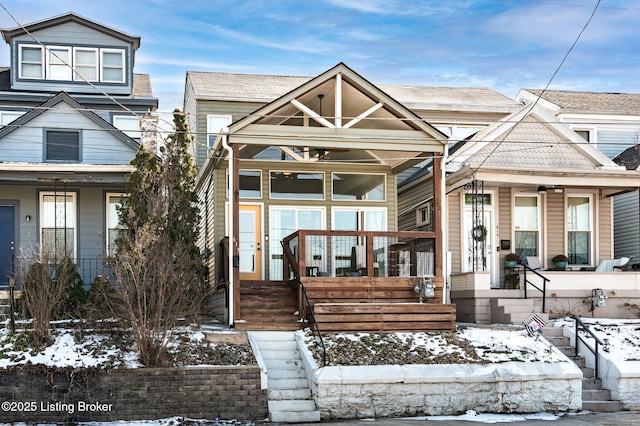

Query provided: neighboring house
[0,13,158,287]
[187,63,465,330]
[516,89,640,263]
[398,103,640,323]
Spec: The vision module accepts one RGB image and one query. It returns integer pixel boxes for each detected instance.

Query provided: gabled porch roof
[209,62,448,174]
[446,104,640,196]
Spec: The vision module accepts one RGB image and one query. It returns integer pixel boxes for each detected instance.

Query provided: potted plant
[505,253,520,268]
[552,254,569,270]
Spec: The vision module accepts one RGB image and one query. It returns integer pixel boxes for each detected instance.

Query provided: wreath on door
[472,224,487,242]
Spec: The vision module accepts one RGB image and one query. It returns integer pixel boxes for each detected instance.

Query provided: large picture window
[332,173,385,201]
[40,192,76,259]
[269,207,324,280]
[567,196,592,265]
[270,171,324,200]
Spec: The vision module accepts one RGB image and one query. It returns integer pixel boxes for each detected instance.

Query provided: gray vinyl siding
[397,176,433,232]
[598,196,613,261]
[447,193,462,274]
[614,191,640,261]
[192,99,266,169]
[596,130,637,159]
[10,21,133,95]
[0,103,136,164]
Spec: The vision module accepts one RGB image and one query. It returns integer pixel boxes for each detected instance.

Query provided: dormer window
[101,49,125,82]
[73,48,98,81]
[19,45,43,78]
[18,43,125,83]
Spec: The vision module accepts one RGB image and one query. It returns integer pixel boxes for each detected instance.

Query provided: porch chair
[594,256,633,272]
[525,256,542,271]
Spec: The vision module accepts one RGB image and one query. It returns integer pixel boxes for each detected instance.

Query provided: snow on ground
[552,317,640,361]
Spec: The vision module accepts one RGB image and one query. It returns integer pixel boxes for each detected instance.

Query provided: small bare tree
[17,246,77,347]
[105,110,206,366]
[106,223,205,366]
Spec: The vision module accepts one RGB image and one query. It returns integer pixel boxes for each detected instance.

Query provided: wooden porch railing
[281,230,437,279]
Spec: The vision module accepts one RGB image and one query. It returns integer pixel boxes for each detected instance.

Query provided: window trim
[207,114,232,147]
[100,48,125,83]
[566,193,594,267]
[39,191,77,259]
[513,193,542,261]
[18,44,44,79]
[106,193,127,255]
[44,129,81,163]
[113,115,141,139]
[73,47,99,82]
[416,199,432,227]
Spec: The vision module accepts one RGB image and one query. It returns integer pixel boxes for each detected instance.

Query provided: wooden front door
[238,204,262,280]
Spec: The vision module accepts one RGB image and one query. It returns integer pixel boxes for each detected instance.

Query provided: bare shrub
[17,247,78,347]
[106,223,206,366]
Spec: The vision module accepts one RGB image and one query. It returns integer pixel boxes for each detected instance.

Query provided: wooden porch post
[232,143,240,321]
[433,154,444,283]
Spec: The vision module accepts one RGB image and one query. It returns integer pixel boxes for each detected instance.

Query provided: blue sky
[0,0,639,113]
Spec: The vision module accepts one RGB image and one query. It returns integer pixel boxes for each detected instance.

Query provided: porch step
[540,328,623,412]
[489,298,547,325]
[250,331,320,423]
[237,280,300,330]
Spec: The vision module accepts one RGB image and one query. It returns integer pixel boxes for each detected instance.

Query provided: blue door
[0,206,15,285]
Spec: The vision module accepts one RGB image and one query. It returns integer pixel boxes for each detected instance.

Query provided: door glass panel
[239,211,256,273]
[514,196,539,260]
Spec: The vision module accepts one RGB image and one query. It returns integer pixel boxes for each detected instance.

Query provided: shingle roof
[524,89,640,114]
[613,145,640,170]
[187,70,518,111]
[132,73,153,97]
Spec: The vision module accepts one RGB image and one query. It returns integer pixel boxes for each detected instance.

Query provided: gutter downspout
[221,132,234,327]
[442,144,450,304]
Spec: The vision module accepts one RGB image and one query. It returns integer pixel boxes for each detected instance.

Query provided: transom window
[45,130,80,162]
[18,44,126,83]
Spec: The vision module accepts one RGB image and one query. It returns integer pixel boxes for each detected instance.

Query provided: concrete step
[556,346,575,357]
[268,378,309,390]
[581,366,594,379]
[261,349,300,361]
[269,399,317,412]
[583,389,612,401]
[269,388,312,400]
[270,409,321,423]
[544,336,570,346]
[582,400,623,412]
[582,378,602,390]
[541,327,564,337]
[264,358,303,370]
[503,311,549,325]
[256,340,297,351]
[268,368,306,380]
[250,331,296,342]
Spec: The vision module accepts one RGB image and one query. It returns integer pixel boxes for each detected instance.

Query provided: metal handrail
[571,314,605,379]
[281,241,327,367]
[520,263,550,313]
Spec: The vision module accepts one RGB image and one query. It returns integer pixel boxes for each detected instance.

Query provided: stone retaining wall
[0,366,267,423]
[312,363,583,420]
